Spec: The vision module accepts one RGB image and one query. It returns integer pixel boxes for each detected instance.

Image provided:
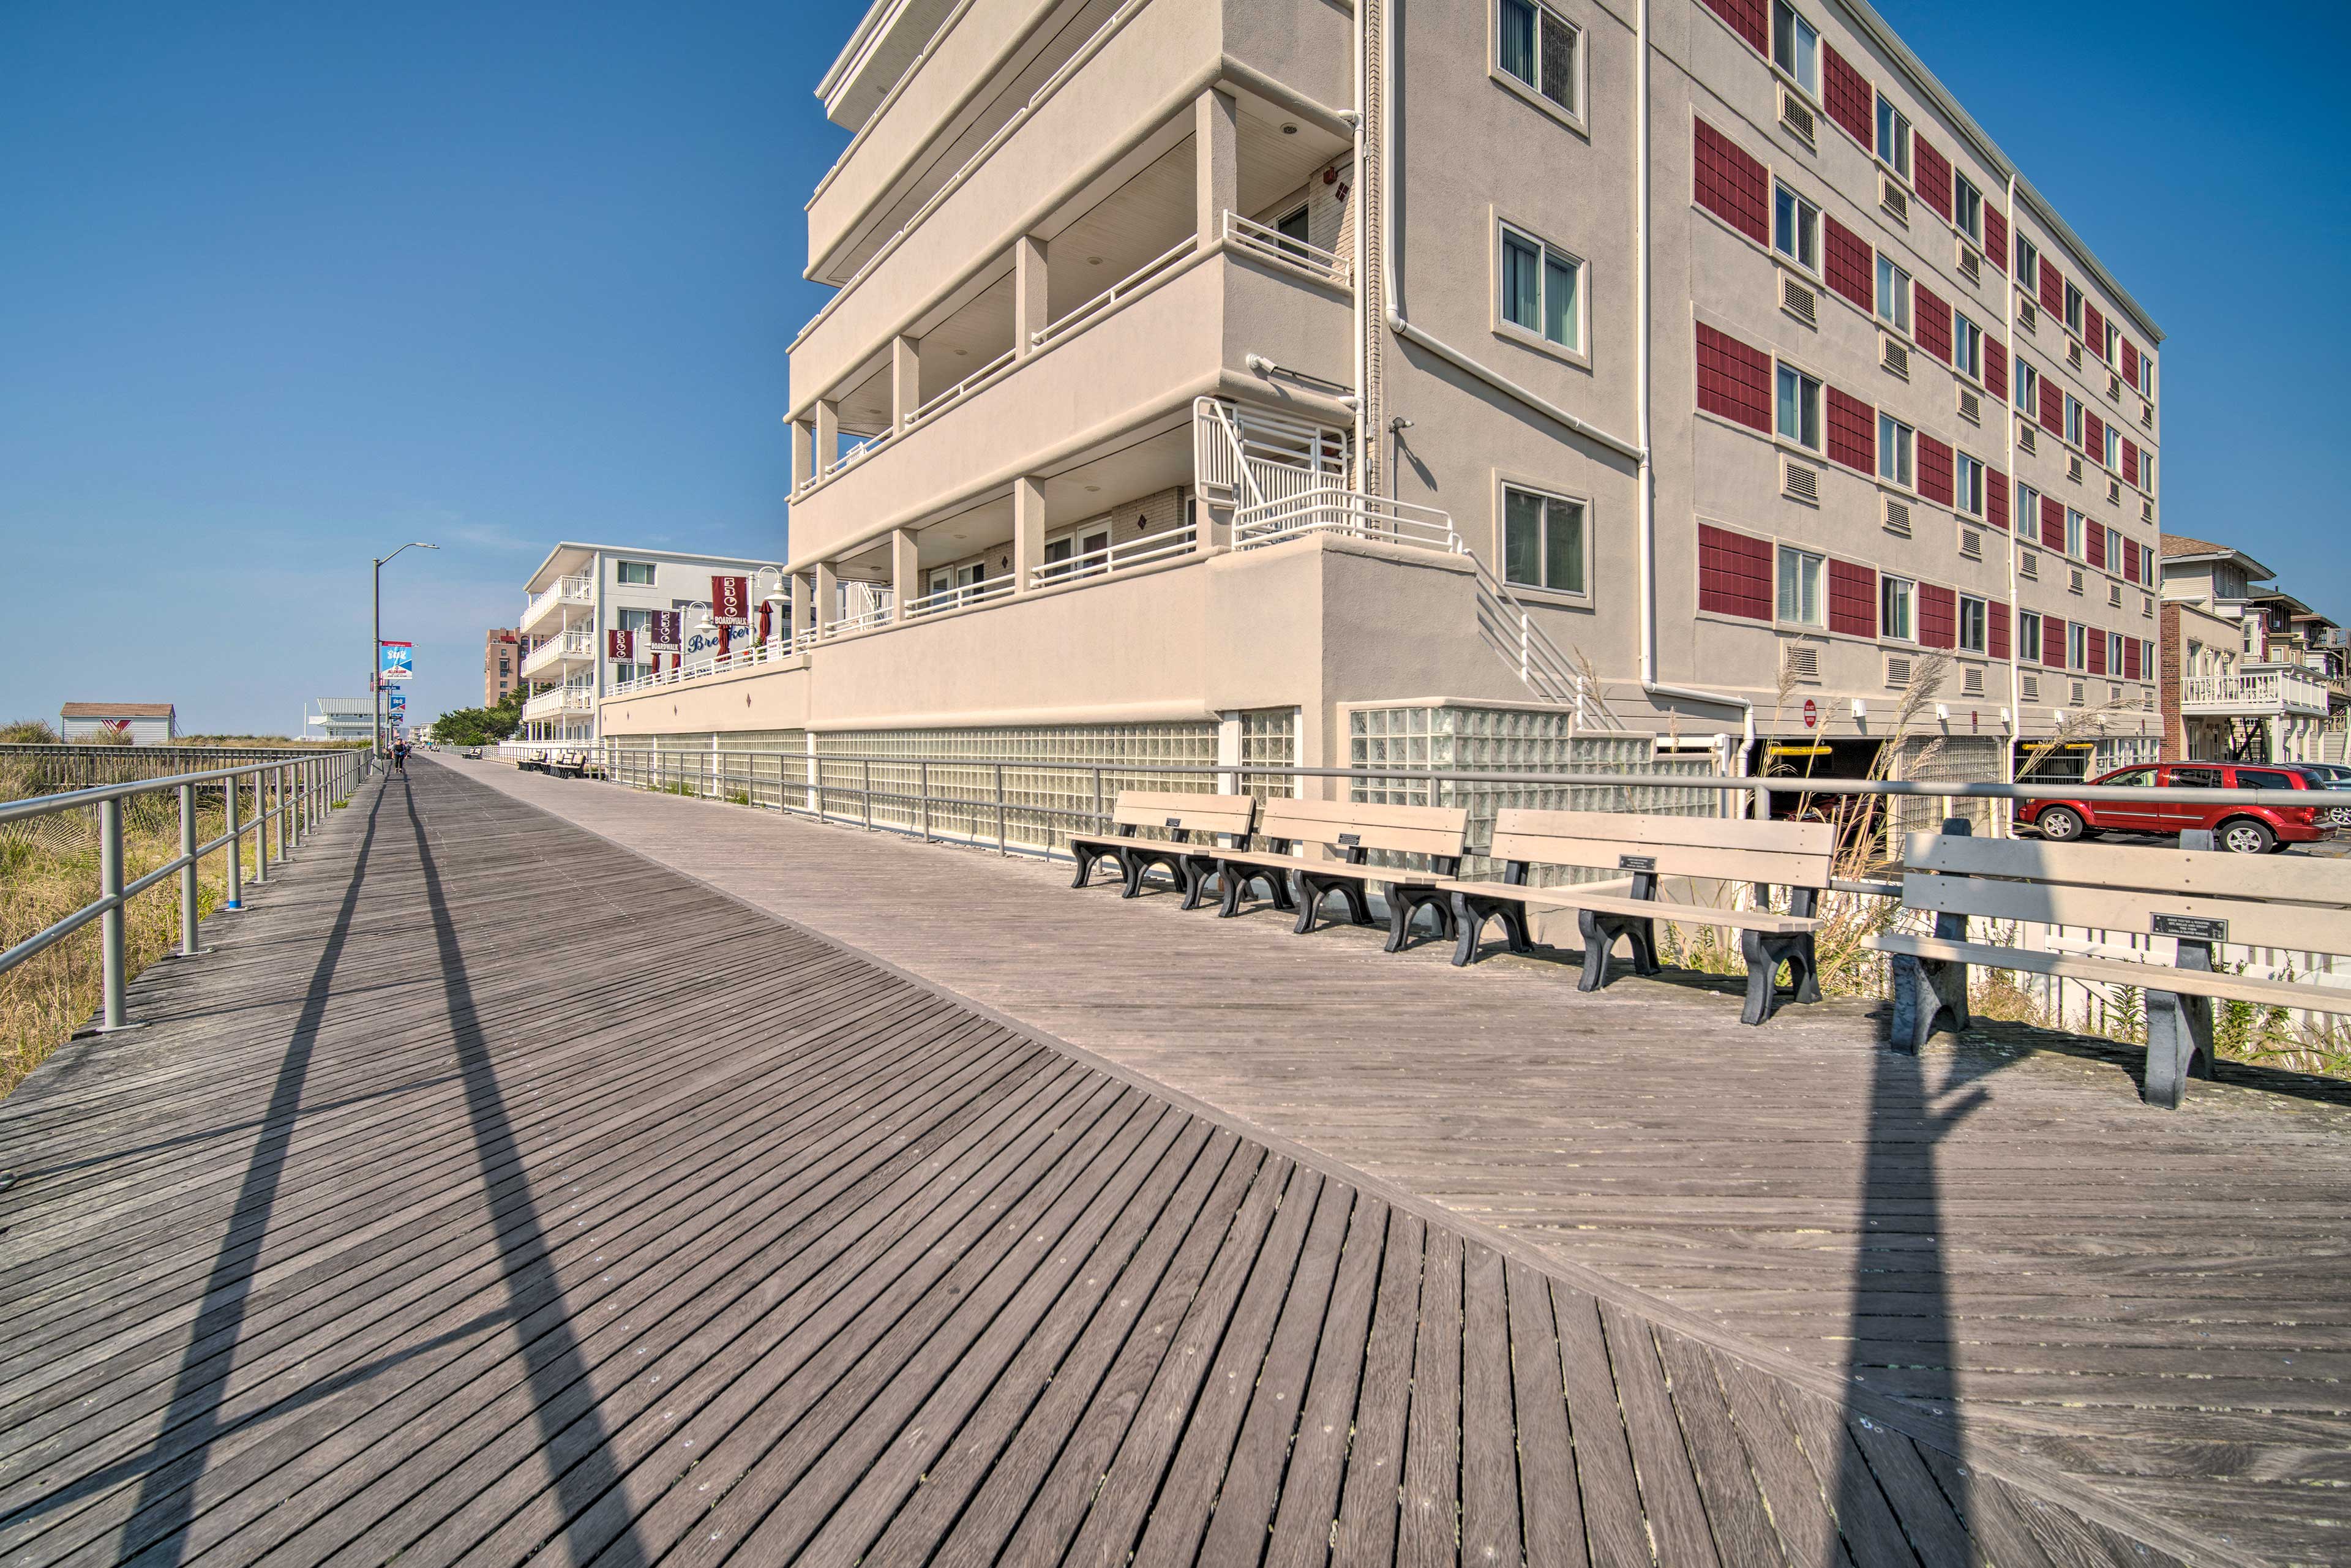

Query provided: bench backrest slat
[1904,871,2351,956]
[1903,831,2351,904]
[1258,797,1471,858]
[1490,809,1836,888]
[1108,790,1259,837]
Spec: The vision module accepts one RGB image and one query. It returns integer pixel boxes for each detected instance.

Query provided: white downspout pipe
[2001,169,2021,820]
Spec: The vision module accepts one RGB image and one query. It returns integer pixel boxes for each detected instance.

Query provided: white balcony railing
[827,603,893,637]
[1030,527,1197,588]
[1221,210,1349,288]
[1231,489,1461,553]
[521,574,593,631]
[2181,668,2334,717]
[1030,236,1196,353]
[607,637,799,697]
[520,626,594,679]
[904,577,1017,618]
[522,685,596,720]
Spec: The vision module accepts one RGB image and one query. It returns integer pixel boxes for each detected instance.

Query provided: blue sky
[2,1,2345,733]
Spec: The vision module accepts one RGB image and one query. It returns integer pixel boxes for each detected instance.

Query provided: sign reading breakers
[378,642,414,683]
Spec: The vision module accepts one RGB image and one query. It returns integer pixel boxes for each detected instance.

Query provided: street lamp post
[373,542,438,758]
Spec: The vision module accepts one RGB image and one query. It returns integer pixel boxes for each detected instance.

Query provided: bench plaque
[1618,854,1658,872]
[1336,833,1362,846]
[2152,913,2229,943]
[1165,816,1183,828]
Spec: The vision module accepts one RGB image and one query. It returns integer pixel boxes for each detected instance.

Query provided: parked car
[2015,761,2327,855]
[2288,762,2351,828]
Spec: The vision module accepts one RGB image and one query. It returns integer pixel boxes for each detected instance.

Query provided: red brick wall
[1919,583,1957,649]
[2088,629,2107,676]
[1822,45,1873,146]
[1700,0,1766,52]
[2044,613,2068,668]
[1828,558,1877,637]
[1986,464,2009,530]
[1824,216,1872,310]
[1914,136,1953,221]
[2038,377,2062,436]
[2122,339,2140,384]
[1984,204,2008,274]
[2123,637,2142,681]
[2123,535,2140,582]
[2041,494,2064,551]
[2087,520,2106,570]
[2159,604,2186,752]
[2039,261,2064,317]
[2083,299,2105,356]
[1918,433,1954,506]
[1693,119,1768,246]
[2084,410,2104,461]
[1695,323,1772,432]
[1984,337,2008,400]
[1826,385,1875,472]
[1989,601,2011,661]
[1914,283,1952,362]
[1698,523,1772,619]
[2123,438,2139,486]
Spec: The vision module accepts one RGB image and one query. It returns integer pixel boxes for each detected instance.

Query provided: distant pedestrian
[392,740,410,774]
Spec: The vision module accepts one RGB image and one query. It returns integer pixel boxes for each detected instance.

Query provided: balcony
[522,685,596,721]
[520,575,593,636]
[2180,667,2333,718]
[521,626,594,679]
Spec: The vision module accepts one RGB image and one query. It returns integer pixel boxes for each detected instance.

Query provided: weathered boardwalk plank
[0,763,2244,1564]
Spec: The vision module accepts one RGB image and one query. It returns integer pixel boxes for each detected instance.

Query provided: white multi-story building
[304,698,375,744]
[517,543,786,745]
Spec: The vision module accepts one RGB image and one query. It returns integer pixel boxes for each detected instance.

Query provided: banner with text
[711,575,749,623]
[378,642,414,683]
[647,610,681,647]
[607,629,637,661]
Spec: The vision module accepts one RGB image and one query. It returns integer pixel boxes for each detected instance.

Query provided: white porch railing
[827,603,893,637]
[522,685,596,720]
[1232,489,1460,552]
[904,577,1016,618]
[609,637,798,697]
[520,574,593,632]
[1030,527,1197,588]
[906,347,1016,431]
[1221,210,1349,288]
[1030,237,1196,353]
[2182,669,2333,716]
[520,626,594,678]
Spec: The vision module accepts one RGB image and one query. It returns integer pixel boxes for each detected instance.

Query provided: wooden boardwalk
[0,766,2298,1565]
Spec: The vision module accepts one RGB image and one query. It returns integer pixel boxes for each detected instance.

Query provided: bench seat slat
[1488,837,1833,890]
[1867,932,2351,1015]
[1496,809,1835,857]
[1435,880,1823,936]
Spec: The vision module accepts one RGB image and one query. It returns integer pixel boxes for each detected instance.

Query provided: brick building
[484,628,520,707]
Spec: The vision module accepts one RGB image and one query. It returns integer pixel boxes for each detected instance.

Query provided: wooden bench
[1207,798,1471,948]
[1068,791,1260,905]
[1435,810,1838,1026]
[1867,820,2351,1108]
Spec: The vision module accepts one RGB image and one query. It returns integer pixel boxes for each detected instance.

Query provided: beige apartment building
[484,628,520,707]
[599,0,2164,798]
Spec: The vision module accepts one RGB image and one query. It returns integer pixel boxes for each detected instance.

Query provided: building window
[1502,484,1587,594]
[2019,609,2042,662]
[1498,0,1578,114]
[2014,357,2039,412]
[1877,413,1914,488]
[617,607,652,633]
[617,560,656,585]
[1875,94,1910,180]
[2064,393,2083,446]
[2064,508,2085,558]
[2014,233,2039,291]
[1952,311,1983,380]
[2141,452,2154,491]
[1953,451,1984,516]
[2110,631,2126,672]
[2063,280,2084,334]
[1875,254,1911,332]
[1776,364,1822,451]
[1958,595,1987,653]
[2137,354,2154,397]
[1953,173,1983,243]
[1771,2,1819,94]
[2104,321,2120,364]
[2069,622,2088,669]
[2104,425,2121,470]
[1500,224,1581,350]
[1777,545,1826,626]
[1773,183,1820,272]
[1881,575,1915,640]
[613,661,645,683]
[2017,479,2039,529]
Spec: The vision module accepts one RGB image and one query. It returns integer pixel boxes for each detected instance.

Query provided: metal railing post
[996,763,1007,855]
[272,765,287,863]
[920,762,931,842]
[98,795,127,1030]
[223,776,244,909]
[178,782,201,957]
[864,760,874,830]
[249,768,268,885]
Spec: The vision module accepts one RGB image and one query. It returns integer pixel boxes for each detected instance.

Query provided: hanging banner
[386,689,407,714]
[710,575,749,623]
[607,628,637,661]
[647,610,681,647]
[378,642,414,683]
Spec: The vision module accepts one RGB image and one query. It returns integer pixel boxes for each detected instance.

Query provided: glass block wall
[1887,734,2004,841]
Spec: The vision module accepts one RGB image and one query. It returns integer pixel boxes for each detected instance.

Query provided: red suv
[2017,762,2327,855]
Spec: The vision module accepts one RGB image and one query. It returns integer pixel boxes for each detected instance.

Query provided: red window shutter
[1695,322,1772,432]
[2123,637,2142,680]
[2087,521,2106,570]
[1692,119,1769,246]
[1826,386,1875,472]
[2084,410,2104,459]
[2043,615,2066,667]
[1986,465,2009,530]
[2123,439,2139,486]
[1918,584,1957,650]
[1824,216,1872,309]
[1917,434,1954,506]
[2123,536,2140,582]
[2040,494,2064,551]
[1989,601,2011,661]
[2039,262,2064,317]
[1984,337,2008,400]
[2038,377,2062,436]
[1913,137,1954,221]
[1821,45,1873,146]
[2083,299,2105,354]
[1914,283,1952,362]
[2122,339,2140,383]
[1700,0,1767,53]
[1828,559,1877,637]
[2087,631,2107,676]
[1984,204,2009,273]
[1698,523,1773,619]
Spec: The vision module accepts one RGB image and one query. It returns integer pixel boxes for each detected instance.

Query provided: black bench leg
[1451,893,1530,967]
[1120,853,1152,899]
[2143,989,2214,1111]
[1575,910,1658,992]
[1385,890,1450,954]
[1217,869,1245,918]
[1889,954,1970,1052]
[1340,882,1374,926]
[1292,874,1324,935]
[1179,860,1212,912]
[1071,847,1106,889]
[1738,931,1820,1026]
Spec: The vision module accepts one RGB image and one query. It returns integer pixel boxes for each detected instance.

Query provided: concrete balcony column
[815,399,841,475]
[1011,476,1046,594]
[1014,235,1048,359]
[790,418,814,492]
[813,560,839,636]
[890,527,919,609]
[1194,87,1238,250]
[891,336,923,430]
